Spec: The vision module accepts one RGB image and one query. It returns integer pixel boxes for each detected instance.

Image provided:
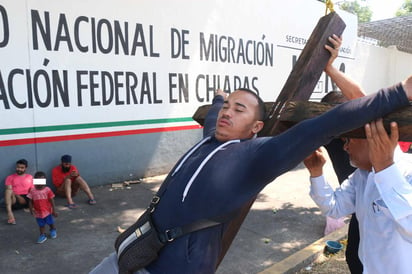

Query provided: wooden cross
[193,12,346,136]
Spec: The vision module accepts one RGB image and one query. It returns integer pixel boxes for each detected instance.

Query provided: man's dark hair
[61,154,72,163]
[34,171,46,178]
[321,91,348,104]
[16,159,28,167]
[237,88,267,121]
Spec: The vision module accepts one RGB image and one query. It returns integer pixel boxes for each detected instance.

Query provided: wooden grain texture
[279,101,412,141]
[260,12,346,136]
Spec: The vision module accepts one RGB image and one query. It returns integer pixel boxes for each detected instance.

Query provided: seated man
[4,159,33,224]
[52,154,96,208]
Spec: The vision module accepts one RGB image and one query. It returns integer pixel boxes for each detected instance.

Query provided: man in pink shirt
[4,159,33,225]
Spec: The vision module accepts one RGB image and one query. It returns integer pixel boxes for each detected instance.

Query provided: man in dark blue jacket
[91,75,412,274]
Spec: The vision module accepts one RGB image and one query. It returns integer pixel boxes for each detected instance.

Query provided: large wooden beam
[260,11,346,136]
[278,101,412,141]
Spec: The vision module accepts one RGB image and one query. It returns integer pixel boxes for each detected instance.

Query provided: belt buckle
[135,221,151,238]
[151,195,160,205]
[150,195,160,212]
[164,230,175,242]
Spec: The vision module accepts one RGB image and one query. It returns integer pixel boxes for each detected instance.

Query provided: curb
[258,223,349,274]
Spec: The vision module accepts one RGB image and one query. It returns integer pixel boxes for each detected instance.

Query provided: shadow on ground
[0,171,326,274]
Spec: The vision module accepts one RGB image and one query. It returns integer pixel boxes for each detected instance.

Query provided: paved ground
[0,158,342,274]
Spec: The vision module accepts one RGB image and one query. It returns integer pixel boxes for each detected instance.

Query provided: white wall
[348,42,412,94]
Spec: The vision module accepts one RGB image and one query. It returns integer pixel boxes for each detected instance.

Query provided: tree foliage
[339,0,372,22]
[316,0,372,22]
[396,0,412,16]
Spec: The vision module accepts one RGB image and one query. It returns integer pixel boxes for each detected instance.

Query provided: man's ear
[252,121,264,134]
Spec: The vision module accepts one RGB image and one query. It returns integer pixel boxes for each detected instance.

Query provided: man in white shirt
[304,119,412,274]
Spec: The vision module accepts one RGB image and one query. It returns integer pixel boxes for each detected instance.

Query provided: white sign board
[0,0,357,145]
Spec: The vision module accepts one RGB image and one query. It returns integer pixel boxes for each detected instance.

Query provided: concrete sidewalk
[0,160,343,274]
